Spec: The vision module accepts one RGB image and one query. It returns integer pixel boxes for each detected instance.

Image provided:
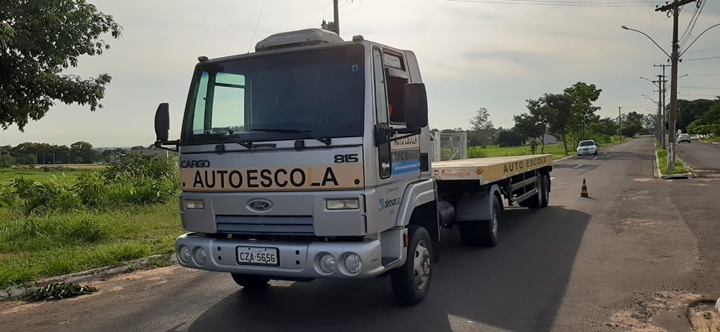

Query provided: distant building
[523,134,558,145]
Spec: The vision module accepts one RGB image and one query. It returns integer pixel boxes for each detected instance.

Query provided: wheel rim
[413,240,431,290]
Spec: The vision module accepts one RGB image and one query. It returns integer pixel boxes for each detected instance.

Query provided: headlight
[184,199,204,209]
[326,199,359,210]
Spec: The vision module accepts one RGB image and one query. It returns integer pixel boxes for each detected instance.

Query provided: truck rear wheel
[459,195,500,248]
[391,225,433,305]
[527,173,548,209]
[539,174,550,207]
[230,273,270,291]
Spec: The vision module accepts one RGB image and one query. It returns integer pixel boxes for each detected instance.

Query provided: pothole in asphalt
[614,218,659,234]
[621,190,652,200]
[609,290,719,332]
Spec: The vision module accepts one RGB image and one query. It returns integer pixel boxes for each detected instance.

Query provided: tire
[459,195,500,248]
[391,225,433,305]
[594,151,598,155]
[527,174,544,209]
[539,174,550,208]
[230,273,270,291]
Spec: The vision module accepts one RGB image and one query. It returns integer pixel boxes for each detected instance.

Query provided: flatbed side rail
[431,154,553,185]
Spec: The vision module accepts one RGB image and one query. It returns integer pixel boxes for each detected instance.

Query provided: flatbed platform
[431,154,553,184]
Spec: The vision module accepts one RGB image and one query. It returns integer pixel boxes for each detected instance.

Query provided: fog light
[179,246,191,263]
[326,199,359,210]
[194,247,207,265]
[184,199,204,209]
[344,253,362,274]
[319,254,336,273]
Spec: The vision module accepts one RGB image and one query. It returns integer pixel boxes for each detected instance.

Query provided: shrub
[1,153,180,215]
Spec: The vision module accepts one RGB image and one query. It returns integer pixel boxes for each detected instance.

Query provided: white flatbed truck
[152,28,553,306]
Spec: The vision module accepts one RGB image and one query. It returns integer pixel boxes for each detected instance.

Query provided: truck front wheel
[391,225,433,305]
[230,273,270,291]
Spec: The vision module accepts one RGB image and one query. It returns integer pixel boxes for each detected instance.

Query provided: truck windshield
[182,44,365,144]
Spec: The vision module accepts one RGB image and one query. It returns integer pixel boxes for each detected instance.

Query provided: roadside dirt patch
[610,290,703,331]
[688,300,720,331]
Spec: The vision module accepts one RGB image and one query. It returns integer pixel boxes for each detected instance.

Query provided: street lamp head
[621,25,629,30]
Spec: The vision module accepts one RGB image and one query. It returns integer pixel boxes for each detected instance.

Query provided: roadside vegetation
[0,154,182,289]
[654,140,689,175]
[434,81,640,161]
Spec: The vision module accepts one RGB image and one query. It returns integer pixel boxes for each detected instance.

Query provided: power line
[684,46,720,53]
[683,72,720,76]
[442,0,656,6]
[679,0,705,49]
[683,55,720,61]
[678,85,720,89]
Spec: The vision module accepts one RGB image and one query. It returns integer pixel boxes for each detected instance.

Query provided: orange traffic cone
[580,179,589,198]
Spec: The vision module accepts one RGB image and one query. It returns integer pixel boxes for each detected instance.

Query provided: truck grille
[215,215,315,235]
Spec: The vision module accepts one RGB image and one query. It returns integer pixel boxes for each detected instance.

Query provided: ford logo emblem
[247,199,273,212]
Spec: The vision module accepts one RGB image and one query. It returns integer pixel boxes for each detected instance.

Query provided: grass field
[0,156,180,290]
[0,167,100,186]
[0,203,181,289]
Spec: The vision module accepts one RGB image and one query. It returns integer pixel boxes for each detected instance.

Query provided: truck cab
[153,28,439,305]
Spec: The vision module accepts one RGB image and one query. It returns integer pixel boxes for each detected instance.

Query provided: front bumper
[578,150,596,155]
[175,233,387,279]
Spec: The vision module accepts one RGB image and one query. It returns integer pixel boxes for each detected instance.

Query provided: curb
[0,253,178,301]
[654,148,693,179]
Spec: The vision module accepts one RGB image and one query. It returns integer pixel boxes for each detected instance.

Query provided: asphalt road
[675,139,720,177]
[3,137,719,332]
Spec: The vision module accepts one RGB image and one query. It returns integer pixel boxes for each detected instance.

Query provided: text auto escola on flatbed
[152,28,553,305]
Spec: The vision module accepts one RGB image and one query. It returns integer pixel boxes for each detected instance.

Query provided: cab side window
[382,53,409,125]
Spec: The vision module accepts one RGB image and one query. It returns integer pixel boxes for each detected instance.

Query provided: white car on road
[678,133,691,143]
[577,140,598,156]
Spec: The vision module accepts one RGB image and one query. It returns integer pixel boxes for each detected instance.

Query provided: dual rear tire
[459,173,550,248]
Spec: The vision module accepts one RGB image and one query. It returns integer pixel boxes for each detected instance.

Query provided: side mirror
[154,103,170,142]
[403,83,429,129]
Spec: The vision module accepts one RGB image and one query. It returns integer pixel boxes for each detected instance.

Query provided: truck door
[371,46,421,230]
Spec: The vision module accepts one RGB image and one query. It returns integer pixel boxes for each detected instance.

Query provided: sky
[3,0,720,148]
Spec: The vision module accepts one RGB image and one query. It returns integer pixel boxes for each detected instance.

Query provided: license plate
[236,246,279,266]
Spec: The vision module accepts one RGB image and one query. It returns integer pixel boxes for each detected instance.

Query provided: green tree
[514,110,546,153]
[540,93,574,155]
[1,1,122,131]
[468,107,496,147]
[564,82,602,143]
[0,154,15,167]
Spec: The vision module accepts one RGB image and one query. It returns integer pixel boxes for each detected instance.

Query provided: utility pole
[333,0,340,35]
[618,106,623,137]
[655,0,697,171]
[654,63,669,149]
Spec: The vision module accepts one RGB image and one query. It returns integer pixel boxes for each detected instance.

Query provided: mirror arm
[154,140,180,152]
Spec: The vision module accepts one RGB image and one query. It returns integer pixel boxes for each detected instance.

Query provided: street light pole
[654,0,697,172]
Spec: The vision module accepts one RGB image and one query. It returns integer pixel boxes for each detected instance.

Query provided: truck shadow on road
[187,206,591,332]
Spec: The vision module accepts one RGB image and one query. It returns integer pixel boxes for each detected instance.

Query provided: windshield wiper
[191,133,253,149]
[249,128,331,146]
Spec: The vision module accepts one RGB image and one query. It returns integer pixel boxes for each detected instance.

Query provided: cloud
[3,0,720,147]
